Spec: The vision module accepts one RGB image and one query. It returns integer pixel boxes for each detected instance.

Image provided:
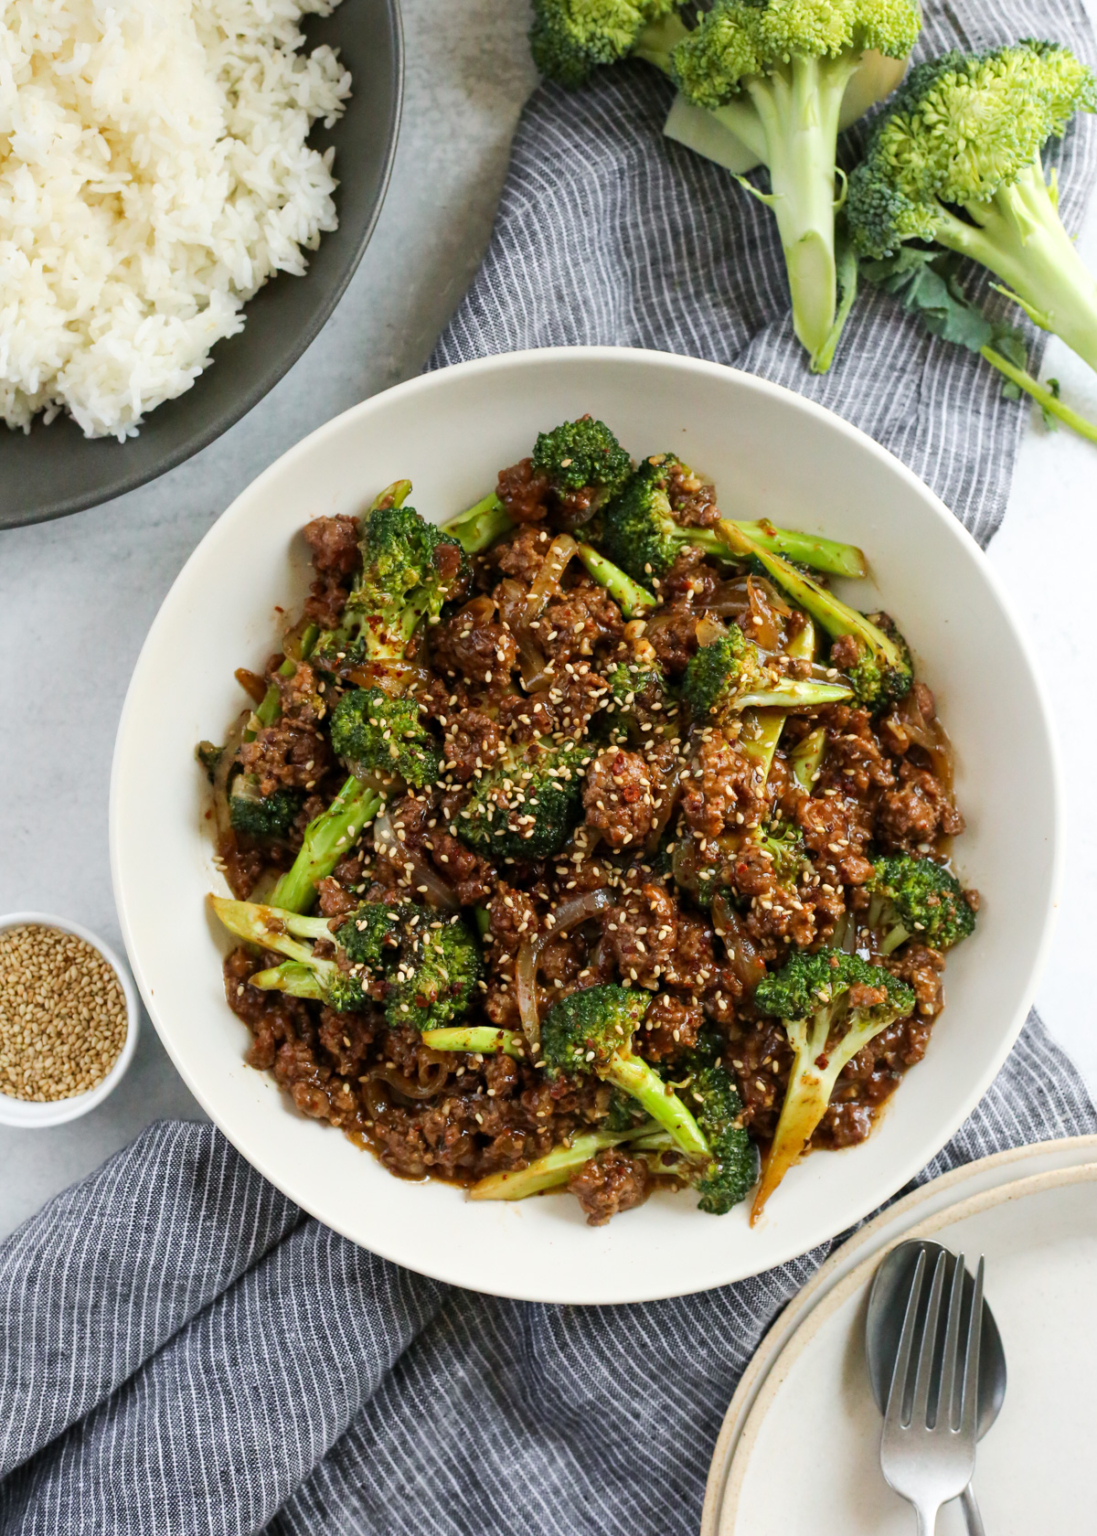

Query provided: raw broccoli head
[531,416,633,506]
[755,947,914,1024]
[336,903,483,1031]
[330,687,441,789]
[228,781,301,841]
[599,454,724,587]
[454,737,591,861]
[682,629,852,721]
[530,0,687,87]
[540,984,650,1073]
[316,496,468,671]
[868,855,977,954]
[673,0,922,109]
[847,42,1097,259]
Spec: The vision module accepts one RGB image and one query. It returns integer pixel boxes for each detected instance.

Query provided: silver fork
[880,1247,985,1534]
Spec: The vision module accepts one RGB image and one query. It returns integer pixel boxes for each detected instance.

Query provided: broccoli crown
[755,947,914,1022]
[833,612,913,711]
[530,0,683,87]
[531,416,634,498]
[540,984,649,1073]
[681,628,767,721]
[847,42,1097,259]
[455,737,591,861]
[228,783,300,841]
[689,1064,758,1214]
[330,687,441,789]
[602,658,675,736]
[869,855,976,950]
[758,821,808,884]
[324,971,369,1013]
[673,0,922,110]
[335,903,482,1031]
[598,454,700,585]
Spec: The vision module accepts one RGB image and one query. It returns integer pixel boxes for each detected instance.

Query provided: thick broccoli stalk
[540,985,710,1156]
[866,855,977,955]
[716,520,912,710]
[682,630,852,720]
[751,950,915,1220]
[313,482,467,679]
[330,687,441,789]
[228,780,301,841]
[270,775,383,914]
[453,736,592,861]
[848,42,1097,375]
[422,1026,525,1058]
[673,0,921,368]
[599,455,867,588]
[531,0,691,89]
[211,897,482,1030]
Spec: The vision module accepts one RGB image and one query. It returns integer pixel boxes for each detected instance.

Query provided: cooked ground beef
[212,440,974,1224]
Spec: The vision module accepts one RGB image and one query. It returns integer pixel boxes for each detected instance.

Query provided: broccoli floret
[847,42,1097,376]
[228,779,301,841]
[601,658,676,742]
[682,630,853,720]
[530,0,690,88]
[270,775,384,914]
[688,1062,758,1213]
[718,522,913,711]
[867,855,977,955]
[751,949,915,1219]
[314,482,468,675]
[330,687,441,790]
[209,897,482,1030]
[672,0,921,367]
[540,985,711,1157]
[531,416,634,510]
[599,455,866,587]
[453,737,592,861]
[757,820,809,884]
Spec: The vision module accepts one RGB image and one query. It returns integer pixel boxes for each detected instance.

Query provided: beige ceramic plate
[703,1135,1097,1535]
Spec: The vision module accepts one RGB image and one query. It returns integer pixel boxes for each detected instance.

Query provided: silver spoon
[866,1239,1006,1535]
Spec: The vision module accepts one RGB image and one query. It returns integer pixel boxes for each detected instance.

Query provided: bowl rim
[0,911,140,1127]
[110,344,1064,1300]
[0,0,405,531]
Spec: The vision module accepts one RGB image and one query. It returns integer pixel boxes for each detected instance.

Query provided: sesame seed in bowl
[0,913,139,1128]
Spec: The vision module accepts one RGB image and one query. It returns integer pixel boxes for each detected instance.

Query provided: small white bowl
[0,912,139,1128]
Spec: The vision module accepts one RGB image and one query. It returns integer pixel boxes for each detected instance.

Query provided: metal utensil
[867,1240,1006,1535]
[878,1247,985,1534]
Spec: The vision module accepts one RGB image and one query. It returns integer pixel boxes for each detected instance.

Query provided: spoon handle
[961,1484,986,1536]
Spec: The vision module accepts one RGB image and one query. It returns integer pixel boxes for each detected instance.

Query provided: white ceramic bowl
[110,347,1061,1303]
[0,911,139,1127]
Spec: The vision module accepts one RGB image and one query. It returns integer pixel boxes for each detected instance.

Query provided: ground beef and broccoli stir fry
[201,417,978,1226]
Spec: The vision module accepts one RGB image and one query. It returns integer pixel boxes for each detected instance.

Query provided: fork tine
[937,1252,966,1430]
[911,1250,947,1427]
[885,1246,927,1432]
[960,1256,985,1439]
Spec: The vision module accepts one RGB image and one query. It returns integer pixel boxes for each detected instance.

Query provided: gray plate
[0,0,403,530]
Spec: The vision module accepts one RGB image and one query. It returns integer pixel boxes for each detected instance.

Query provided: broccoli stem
[250,623,320,736]
[270,776,383,914]
[633,9,691,73]
[443,492,513,554]
[789,725,827,792]
[743,54,860,367]
[930,156,1097,375]
[422,1027,525,1058]
[734,521,866,579]
[738,617,818,789]
[603,1053,710,1159]
[980,345,1097,444]
[751,1004,891,1222]
[249,960,327,999]
[575,543,657,618]
[469,1122,663,1201]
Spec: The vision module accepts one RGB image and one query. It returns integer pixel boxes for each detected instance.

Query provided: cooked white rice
[0,0,351,439]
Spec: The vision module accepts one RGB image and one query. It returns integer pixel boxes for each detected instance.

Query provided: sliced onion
[373,809,459,911]
[645,763,683,855]
[525,533,577,621]
[515,886,614,1052]
[695,613,727,648]
[366,1063,447,1101]
[712,896,766,993]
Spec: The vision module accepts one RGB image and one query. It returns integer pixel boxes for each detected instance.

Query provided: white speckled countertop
[0,0,1094,1240]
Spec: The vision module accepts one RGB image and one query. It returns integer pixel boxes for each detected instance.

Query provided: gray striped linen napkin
[4,0,1097,1529]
